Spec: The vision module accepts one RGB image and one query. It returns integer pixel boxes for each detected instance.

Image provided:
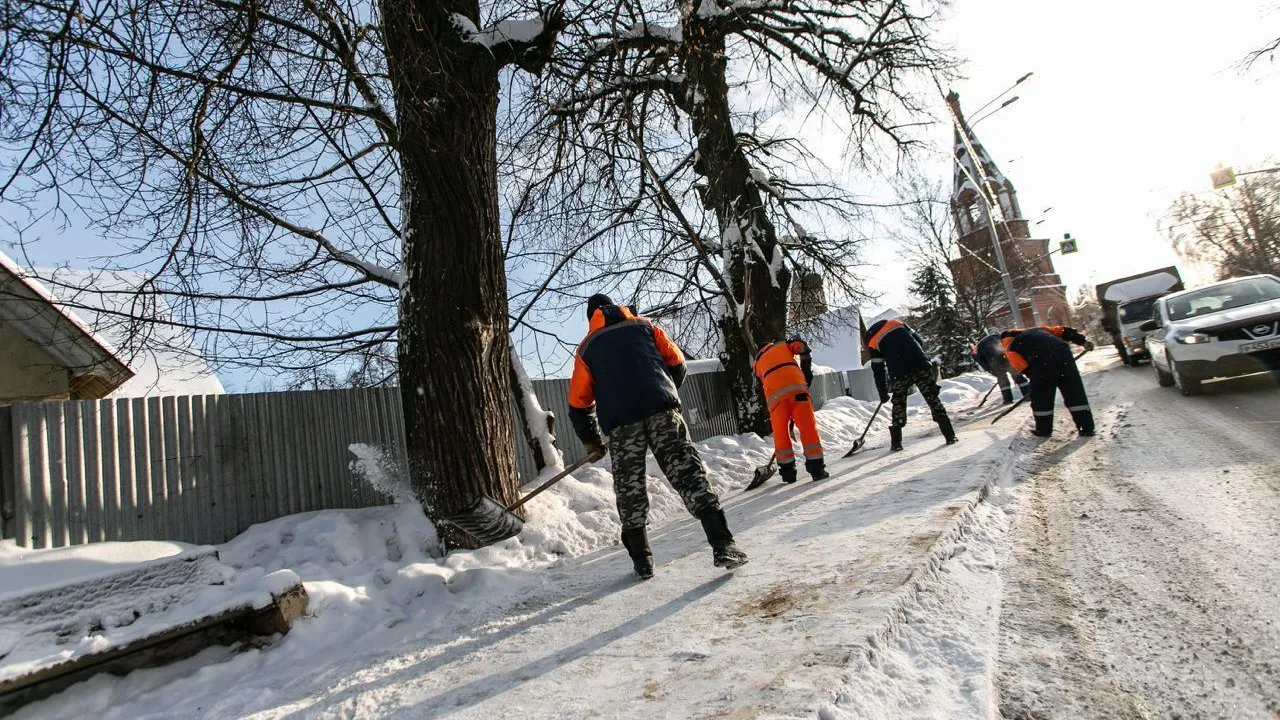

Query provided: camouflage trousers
[889,365,949,428]
[608,409,721,530]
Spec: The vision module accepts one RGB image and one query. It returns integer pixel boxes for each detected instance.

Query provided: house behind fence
[0,369,876,549]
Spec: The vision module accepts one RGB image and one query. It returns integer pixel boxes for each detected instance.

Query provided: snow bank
[0,540,194,599]
[0,545,297,687]
[12,377,992,719]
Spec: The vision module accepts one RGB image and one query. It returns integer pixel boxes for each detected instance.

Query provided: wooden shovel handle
[505,452,599,513]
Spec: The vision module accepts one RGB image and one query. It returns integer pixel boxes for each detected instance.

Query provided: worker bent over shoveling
[1000,326,1095,437]
[864,318,958,451]
[753,338,828,483]
[568,294,748,580]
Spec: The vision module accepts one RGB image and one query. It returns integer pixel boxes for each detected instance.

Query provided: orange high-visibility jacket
[1000,326,1088,373]
[753,340,810,411]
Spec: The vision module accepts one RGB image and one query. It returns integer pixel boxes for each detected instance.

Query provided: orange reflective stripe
[868,319,904,351]
[1042,325,1066,338]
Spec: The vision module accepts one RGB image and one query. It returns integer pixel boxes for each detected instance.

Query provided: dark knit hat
[586,293,614,319]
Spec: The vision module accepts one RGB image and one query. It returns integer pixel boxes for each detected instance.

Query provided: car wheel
[1153,358,1175,387]
[1171,358,1201,396]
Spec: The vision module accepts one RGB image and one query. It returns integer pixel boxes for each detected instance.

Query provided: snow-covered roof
[0,248,134,397]
[797,306,865,372]
[35,267,225,397]
[1102,272,1181,303]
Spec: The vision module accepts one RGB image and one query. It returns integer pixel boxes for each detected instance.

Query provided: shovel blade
[440,494,525,546]
[842,438,866,458]
[746,461,776,490]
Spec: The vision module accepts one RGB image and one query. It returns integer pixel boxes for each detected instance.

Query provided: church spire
[947,91,1018,223]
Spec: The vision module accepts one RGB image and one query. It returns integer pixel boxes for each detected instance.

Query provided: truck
[1095,266,1184,365]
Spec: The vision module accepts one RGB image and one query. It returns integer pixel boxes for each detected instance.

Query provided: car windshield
[1165,276,1280,322]
[1119,297,1157,324]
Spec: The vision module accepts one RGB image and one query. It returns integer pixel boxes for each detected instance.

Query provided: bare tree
[506,0,949,434]
[892,173,1035,337]
[1162,169,1280,281]
[0,0,563,546]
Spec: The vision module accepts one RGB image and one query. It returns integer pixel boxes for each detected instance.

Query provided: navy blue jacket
[568,305,686,439]
[973,334,1009,374]
[865,319,933,395]
[1000,326,1088,376]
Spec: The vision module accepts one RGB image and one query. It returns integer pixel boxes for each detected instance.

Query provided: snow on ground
[0,541,298,687]
[14,374,1000,720]
[0,540,194,596]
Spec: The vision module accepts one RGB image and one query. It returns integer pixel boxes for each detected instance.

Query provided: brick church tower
[945,91,1070,329]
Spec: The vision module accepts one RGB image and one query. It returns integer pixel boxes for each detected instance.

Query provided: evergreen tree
[909,263,973,378]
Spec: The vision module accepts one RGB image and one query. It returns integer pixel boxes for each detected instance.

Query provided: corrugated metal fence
[0,369,875,548]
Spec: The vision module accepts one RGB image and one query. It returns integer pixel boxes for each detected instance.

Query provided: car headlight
[1175,332,1211,344]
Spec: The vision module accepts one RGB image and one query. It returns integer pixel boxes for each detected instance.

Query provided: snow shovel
[746,421,796,490]
[976,384,997,408]
[842,400,884,457]
[989,347,1090,426]
[440,451,602,546]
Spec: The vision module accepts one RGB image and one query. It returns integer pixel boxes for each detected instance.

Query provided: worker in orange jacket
[753,338,829,482]
[1000,325,1095,437]
[568,294,747,578]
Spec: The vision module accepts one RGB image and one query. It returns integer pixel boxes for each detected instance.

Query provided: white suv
[1142,274,1280,395]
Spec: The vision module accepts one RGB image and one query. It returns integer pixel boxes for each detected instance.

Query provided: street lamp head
[1016,72,1034,84]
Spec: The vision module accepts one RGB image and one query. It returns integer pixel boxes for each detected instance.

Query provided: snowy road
[995,353,1280,719]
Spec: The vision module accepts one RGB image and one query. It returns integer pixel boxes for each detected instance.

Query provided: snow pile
[0,540,193,594]
[824,492,1009,720]
[0,542,299,686]
[11,377,993,718]
[913,372,993,406]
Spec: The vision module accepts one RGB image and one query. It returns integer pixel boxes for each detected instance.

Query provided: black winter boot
[937,416,958,445]
[1070,409,1095,437]
[889,426,903,452]
[805,457,829,481]
[1030,417,1053,437]
[779,461,798,484]
[620,527,654,580]
[698,507,748,569]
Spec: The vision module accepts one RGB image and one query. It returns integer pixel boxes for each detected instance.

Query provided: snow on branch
[313,234,406,288]
[453,14,546,48]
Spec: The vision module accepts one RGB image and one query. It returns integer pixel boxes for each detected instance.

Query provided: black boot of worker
[1031,414,1054,437]
[1071,408,1096,437]
[779,461,798,484]
[805,457,829,481]
[937,416,958,445]
[621,527,654,580]
[889,425,903,451]
[699,507,748,569]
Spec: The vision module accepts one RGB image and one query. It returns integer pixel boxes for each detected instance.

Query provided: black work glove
[584,440,608,462]
[879,389,890,404]
[1084,341,1095,352]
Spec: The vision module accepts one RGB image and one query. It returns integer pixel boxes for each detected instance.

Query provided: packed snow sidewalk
[15,374,1022,720]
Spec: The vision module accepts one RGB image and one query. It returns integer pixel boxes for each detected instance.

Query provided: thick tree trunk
[382,0,520,547]
[683,21,790,436]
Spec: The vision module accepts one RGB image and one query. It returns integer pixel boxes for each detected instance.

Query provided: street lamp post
[944,91,1024,328]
